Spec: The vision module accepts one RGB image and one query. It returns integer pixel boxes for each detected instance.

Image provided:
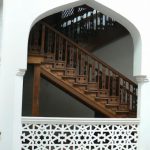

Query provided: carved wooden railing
[28,21,137,114]
[58,5,115,42]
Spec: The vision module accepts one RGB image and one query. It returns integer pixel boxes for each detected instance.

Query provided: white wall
[0,0,150,150]
[93,35,135,82]
[0,1,2,61]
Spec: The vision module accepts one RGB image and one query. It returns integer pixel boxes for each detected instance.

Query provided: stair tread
[106,103,119,107]
[84,89,98,93]
[66,67,76,70]
[116,110,129,113]
[88,82,97,84]
[62,75,76,79]
[77,75,87,77]
[51,68,65,71]
[85,89,109,92]
[55,60,65,63]
[74,83,87,86]
[43,61,55,64]
[96,96,119,99]
[95,96,119,102]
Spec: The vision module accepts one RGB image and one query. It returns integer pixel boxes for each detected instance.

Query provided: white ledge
[135,75,149,83]
[16,69,26,76]
[22,117,140,124]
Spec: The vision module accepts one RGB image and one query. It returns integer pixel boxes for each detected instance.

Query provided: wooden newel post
[32,64,41,116]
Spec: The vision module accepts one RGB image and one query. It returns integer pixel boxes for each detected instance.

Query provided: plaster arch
[27,0,142,77]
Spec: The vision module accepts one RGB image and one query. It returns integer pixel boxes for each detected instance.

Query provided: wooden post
[97,63,100,97]
[41,24,45,54]
[96,11,97,31]
[32,64,41,116]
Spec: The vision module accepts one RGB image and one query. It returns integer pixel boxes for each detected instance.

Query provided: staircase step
[85,89,109,95]
[106,103,119,107]
[95,96,119,104]
[95,96,109,100]
[66,68,76,76]
[74,83,87,86]
[76,75,88,84]
[51,68,65,71]
[50,68,65,76]
[42,64,54,70]
[118,104,129,110]
[106,103,120,111]
[73,83,87,90]
[62,75,76,83]
[55,61,65,69]
[87,82,98,90]
[95,96,109,104]
[108,96,119,104]
[128,111,137,117]
[84,89,98,93]
[62,75,76,79]
[116,110,129,114]
[43,60,55,64]
[95,95,118,100]
[84,89,99,97]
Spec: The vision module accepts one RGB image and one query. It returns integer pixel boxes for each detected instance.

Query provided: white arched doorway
[24,1,139,118]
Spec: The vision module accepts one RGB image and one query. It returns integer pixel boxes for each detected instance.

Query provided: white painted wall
[0,1,3,61]
[0,0,150,149]
[93,35,135,82]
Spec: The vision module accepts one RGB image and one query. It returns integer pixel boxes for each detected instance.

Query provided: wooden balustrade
[57,5,115,43]
[28,21,137,114]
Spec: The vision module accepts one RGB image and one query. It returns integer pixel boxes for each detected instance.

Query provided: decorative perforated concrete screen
[21,117,139,150]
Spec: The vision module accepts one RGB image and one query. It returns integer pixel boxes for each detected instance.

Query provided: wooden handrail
[42,21,137,87]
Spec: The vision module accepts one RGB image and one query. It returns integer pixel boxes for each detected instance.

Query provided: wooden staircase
[28,21,137,118]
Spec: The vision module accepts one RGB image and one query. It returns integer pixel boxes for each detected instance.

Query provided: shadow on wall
[22,65,107,118]
[93,35,136,82]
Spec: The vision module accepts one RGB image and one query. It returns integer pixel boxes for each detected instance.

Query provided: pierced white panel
[21,120,138,150]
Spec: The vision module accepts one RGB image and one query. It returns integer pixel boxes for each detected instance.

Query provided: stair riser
[55,62,65,69]
[106,105,118,111]
[96,99,108,104]
[108,98,119,104]
[77,86,87,90]
[66,71,76,76]
[85,92,98,98]
[44,64,54,69]
[52,71,64,76]
[119,105,129,110]
[76,76,87,84]
[87,83,97,90]
[63,78,76,83]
